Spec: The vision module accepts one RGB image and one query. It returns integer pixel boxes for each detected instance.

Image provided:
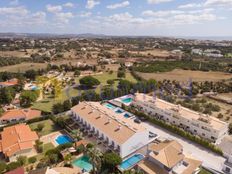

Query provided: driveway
[141,122,226,172]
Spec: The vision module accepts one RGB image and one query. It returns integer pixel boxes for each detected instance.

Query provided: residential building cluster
[132,93,228,143]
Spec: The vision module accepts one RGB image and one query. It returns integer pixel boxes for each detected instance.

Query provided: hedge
[126,107,223,155]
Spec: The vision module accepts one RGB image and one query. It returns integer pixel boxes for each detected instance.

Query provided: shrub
[17,156,27,165]
[0,162,7,173]
[28,157,37,164]
[6,161,21,171]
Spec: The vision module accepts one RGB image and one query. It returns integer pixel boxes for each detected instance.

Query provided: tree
[103,152,122,172]
[6,161,21,171]
[107,79,114,86]
[0,87,16,105]
[64,154,72,165]
[0,162,6,173]
[17,156,27,166]
[79,76,100,88]
[71,129,83,143]
[35,140,43,153]
[85,145,102,174]
[37,123,45,132]
[117,71,126,78]
[25,69,38,80]
[229,123,232,134]
[63,100,72,111]
[20,90,39,107]
[74,70,81,77]
[28,157,37,164]
[48,154,59,164]
[52,102,64,114]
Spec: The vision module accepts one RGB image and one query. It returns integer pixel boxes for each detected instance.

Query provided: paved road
[141,122,226,172]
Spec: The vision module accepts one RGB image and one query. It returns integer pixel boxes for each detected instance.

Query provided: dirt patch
[0,63,47,72]
[138,69,232,82]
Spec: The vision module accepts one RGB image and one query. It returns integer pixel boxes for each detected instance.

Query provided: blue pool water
[55,135,73,145]
[104,103,116,110]
[124,113,131,118]
[121,97,133,104]
[72,156,93,172]
[119,154,144,171]
[115,109,124,114]
[31,86,39,90]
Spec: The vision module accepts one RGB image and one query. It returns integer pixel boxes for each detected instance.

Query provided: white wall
[121,130,149,158]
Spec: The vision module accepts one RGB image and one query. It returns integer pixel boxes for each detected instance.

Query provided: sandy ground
[138,69,232,82]
[0,63,47,72]
[129,49,171,57]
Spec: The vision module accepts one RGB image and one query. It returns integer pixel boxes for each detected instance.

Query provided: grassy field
[199,168,213,174]
[34,143,55,161]
[29,119,61,136]
[0,63,47,72]
[138,69,232,82]
[32,71,137,112]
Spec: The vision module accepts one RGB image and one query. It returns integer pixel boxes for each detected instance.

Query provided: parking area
[141,121,226,172]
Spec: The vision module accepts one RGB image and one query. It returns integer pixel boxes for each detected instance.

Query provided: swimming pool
[55,135,73,145]
[72,156,93,172]
[121,97,133,104]
[115,108,124,114]
[119,154,144,171]
[104,103,116,110]
[31,86,39,90]
[124,113,131,118]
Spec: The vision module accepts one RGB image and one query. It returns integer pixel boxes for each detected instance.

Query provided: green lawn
[34,143,55,161]
[29,119,60,136]
[199,168,213,174]
[32,71,137,112]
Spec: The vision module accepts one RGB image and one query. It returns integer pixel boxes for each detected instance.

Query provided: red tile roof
[0,109,41,122]
[0,124,39,157]
[5,167,24,174]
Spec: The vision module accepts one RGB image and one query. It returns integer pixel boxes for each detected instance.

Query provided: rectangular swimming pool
[72,156,93,172]
[55,135,73,145]
[121,97,133,104]
[119,154,144,171]
[104,103,116,110]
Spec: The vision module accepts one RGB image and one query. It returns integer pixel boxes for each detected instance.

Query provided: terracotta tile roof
[0,109,41,122]
[0,124,39,157]
[5,167,24,174]
[71,102,146,145]
[138,160,168,174]
[75,139,89,147]
[181,157,202,174]
[0,78,18,87]
[149,140,184,169]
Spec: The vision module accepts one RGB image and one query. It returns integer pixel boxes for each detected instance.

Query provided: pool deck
[40,131,65,147]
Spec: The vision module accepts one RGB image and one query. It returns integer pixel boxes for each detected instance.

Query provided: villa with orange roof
[137,140,202,174]
[71,101,150,158]
[0,109,41,125]
[132,93,228,143]
[0,124,39,161]
[0,78,19,88]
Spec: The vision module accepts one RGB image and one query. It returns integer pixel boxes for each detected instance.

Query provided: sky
[0,0,232,36]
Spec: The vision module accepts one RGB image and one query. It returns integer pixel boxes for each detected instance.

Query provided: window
[225,167,230,172]
[211,136,215,140]
[194,130,197,133]
[202,133,205,136]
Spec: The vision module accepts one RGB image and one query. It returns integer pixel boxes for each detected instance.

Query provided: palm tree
[71,129,83,144]
[85,145,102,174]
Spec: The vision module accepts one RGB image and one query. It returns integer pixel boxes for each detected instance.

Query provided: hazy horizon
[1,0,232,37]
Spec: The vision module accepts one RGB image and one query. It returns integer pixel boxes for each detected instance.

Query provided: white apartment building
[71,102,150,158]
[132,93,228,143]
